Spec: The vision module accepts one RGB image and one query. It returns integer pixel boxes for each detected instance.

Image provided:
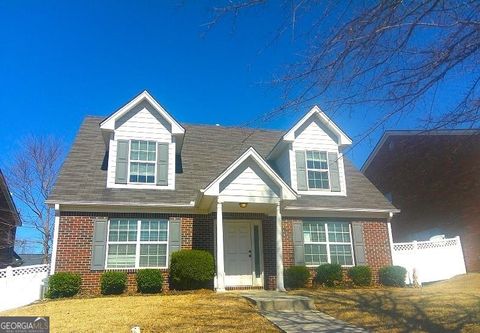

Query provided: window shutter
[91,218,108,270]
[351,222,366,265]
[328,152,341,192]
[295,150,307,190]
[115,140,129,184]
[292,221,305,265]
[168,218,181,264]
[157,143,169,186]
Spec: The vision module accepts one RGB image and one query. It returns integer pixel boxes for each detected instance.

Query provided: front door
[224,222,253,286]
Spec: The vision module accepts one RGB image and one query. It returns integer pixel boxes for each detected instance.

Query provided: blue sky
[0,1,452,251]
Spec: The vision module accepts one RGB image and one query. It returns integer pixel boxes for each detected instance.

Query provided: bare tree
[205,0,480,145]
[5,136,63,263]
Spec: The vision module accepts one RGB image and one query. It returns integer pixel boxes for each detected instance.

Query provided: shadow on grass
[300,289,480,332]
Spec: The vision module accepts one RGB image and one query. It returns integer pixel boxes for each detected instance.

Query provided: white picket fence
[392,236,466,285]
[0,264,49,312]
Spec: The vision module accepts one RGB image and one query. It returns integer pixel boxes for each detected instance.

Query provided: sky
[0,1,452,252]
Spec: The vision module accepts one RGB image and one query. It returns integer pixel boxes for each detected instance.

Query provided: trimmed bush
[315,263,343,287]
[379,265,407,287]
[136,269,163,294]
[285,266,310,289]
[170,250,214,290]
[47,272,81,298]
[100,271,127,295]
[347,266,372,286]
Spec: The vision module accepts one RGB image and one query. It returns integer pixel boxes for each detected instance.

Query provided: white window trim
[304,221,356,268]
[105,219,169,270]
[305,150,331,191]
[127,140,157,185]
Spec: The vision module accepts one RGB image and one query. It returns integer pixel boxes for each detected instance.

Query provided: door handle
[248,250,252,258]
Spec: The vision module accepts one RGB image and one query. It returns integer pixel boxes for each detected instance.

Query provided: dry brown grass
[2,290,278,333]
[293,273,480,333]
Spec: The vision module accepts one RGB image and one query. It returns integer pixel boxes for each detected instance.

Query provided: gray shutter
[328,152,341,192]
[168,218,182,264]
[91,218,108,270]
[352,222,366,265]
[115,140,129,184]
[292,221,305,265]
[295,150,307,190]
[157,143,169,186]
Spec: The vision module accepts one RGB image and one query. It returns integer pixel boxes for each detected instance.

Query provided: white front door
[224,222,253,286]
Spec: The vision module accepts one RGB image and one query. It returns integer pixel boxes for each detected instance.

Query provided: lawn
[293,273,480,333]
[1,290,278,333]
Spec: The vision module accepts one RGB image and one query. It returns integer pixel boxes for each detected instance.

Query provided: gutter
[284,206,400,214]
[45,200,196,208]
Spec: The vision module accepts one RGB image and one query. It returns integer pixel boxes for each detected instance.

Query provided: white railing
[392,236,466,285]
[0,264,49,312]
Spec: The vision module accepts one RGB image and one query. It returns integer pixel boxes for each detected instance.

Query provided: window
[303,221,354,266]
[305,151,329,189]
[129,140,156,183]
[106,219,168,269]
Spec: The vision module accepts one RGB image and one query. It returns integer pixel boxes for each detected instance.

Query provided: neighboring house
[362,130,480,272]
[47,91,397,293]
[0,169,22,268]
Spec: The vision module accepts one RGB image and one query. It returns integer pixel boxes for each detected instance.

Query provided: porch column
[276,202,286,291]
[216,199,226,291]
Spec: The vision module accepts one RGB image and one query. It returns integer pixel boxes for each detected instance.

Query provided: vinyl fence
[392,236,466,285]
[0,264,49,311]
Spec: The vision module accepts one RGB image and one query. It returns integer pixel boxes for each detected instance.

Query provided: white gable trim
[100,91,185,135]
[283,106,352,145]
[203,147,298,201]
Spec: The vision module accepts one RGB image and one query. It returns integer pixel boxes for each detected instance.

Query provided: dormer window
[306,151,330,190]
[129,140,156,184]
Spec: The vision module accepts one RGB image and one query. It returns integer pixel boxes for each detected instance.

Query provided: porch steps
[242,291,315,312]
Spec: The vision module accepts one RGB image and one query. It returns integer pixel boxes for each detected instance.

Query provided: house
[0,169,22,268]
[47,91,397,293]
[362,130,480,272]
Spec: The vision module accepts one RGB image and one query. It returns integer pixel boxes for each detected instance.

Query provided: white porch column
[276,202,285,291]
[216,199,226,292]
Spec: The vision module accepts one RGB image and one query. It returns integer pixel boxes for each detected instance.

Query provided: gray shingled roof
[48,116,395,211]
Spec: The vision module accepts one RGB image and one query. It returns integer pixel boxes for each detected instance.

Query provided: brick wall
[364,134,480,272]
[281,218,392,285]
[55,212,392,293]
[55,213,194,294]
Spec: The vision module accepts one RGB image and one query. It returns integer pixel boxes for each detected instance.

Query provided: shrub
[348,266,372,286]
[285,266,310,289]
[170,250,214,290]
[47,272,82,298]
[100,271,127,295]
[315,263,343,287]
[136,269,163,294]
[379,265,407,287]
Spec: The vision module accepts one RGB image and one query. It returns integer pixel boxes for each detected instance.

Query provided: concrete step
[242,292,315,312]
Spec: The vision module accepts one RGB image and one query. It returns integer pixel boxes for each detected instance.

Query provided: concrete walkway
[241,291,368,333]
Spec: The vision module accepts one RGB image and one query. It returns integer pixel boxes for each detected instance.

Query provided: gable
[115,100,172,142]
[219,157,281,202]
[293,117,339,151]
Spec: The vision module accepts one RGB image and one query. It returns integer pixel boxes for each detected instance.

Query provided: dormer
[268,106,352,196]
[101,91,185,190]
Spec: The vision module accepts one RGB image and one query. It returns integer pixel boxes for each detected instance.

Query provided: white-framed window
[129,140,156,184]
[303,221,354,266]
[305,151,330,190]
[106,219,169,269]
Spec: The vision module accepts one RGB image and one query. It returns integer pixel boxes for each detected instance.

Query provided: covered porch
[196,147,298,291]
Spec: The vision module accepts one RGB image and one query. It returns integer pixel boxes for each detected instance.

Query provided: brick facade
[281,218,392,285]
[55,212,392,293]
[364,134,480,272]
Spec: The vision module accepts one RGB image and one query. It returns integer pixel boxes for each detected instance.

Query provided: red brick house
[47,91,397,293]
[362,130,480,272]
